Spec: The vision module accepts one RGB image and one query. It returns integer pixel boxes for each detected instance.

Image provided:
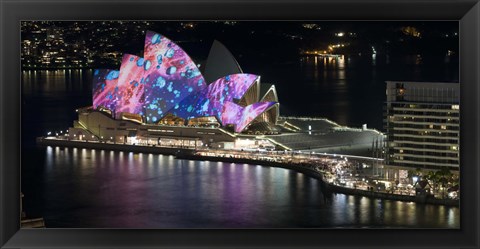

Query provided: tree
[436,168,452,199]
[408,168,423,178]
[425,171,439,196]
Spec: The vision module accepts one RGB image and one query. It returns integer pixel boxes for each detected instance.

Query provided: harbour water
[21,54,460,228]
[22,147,459,228]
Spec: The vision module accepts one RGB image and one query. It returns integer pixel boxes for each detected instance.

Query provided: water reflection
[22,147,460,228]
[269,55,457,129]
[338,55,345,69]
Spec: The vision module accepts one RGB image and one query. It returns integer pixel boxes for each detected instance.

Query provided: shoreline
[36,137,195,156]
[178,154,459,207]
[36,137,459,207]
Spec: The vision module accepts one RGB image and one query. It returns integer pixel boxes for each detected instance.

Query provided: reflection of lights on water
[338,55,345,69]
[415,54,422,65]
[284,168,289,179]
[255,165,262,175]
[242,163,249,174]
[296,173,304,185]
[438,205,445,217]
[359,197,372,224]
[147,153,153,165]
[447,208,456,226]
[46,146,53,166]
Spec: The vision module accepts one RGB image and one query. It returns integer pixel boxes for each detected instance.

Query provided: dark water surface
[22,147,459,228]
[21,55,460,228]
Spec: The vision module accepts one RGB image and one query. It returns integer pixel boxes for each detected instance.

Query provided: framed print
[1,0,479,248]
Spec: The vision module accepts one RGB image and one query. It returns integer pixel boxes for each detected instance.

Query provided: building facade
[384,81,460,179]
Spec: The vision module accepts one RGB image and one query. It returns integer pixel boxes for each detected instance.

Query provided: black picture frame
[1,0,479,248]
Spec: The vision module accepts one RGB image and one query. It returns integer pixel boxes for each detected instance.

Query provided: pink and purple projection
[222,101,277,132]
[92,69,120,111]
[114,54,147,116]
[171,73,259,120]
[237,102,277,132]
[91,31,278,132]
[142,31,206,123]
[221,101,244,126]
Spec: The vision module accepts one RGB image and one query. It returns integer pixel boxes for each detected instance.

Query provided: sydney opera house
[91,31,278,133]
[68,30,383,154]
[68,31,280,149]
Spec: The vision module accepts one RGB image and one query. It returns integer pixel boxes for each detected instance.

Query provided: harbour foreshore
[36,137,195,155]
[177,154,459,207]
[36,137,459,207]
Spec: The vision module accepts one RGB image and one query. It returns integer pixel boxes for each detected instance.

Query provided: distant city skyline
[21,21,458,69]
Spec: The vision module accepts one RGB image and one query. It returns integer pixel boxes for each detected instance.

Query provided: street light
[412,176,419,184]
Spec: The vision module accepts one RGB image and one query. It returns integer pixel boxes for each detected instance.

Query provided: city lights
[25,21,460,230]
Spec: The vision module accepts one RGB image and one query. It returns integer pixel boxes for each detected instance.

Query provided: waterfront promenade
[185,151,458,206]
[36,136,459,207]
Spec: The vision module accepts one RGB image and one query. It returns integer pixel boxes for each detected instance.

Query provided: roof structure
[203,40,243,83]
[91,31,279,133]
[259,83,278,102]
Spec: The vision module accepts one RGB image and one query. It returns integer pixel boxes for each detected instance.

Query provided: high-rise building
[384,81,460,180]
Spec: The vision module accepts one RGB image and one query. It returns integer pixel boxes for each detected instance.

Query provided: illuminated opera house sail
[92,31,279,133]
